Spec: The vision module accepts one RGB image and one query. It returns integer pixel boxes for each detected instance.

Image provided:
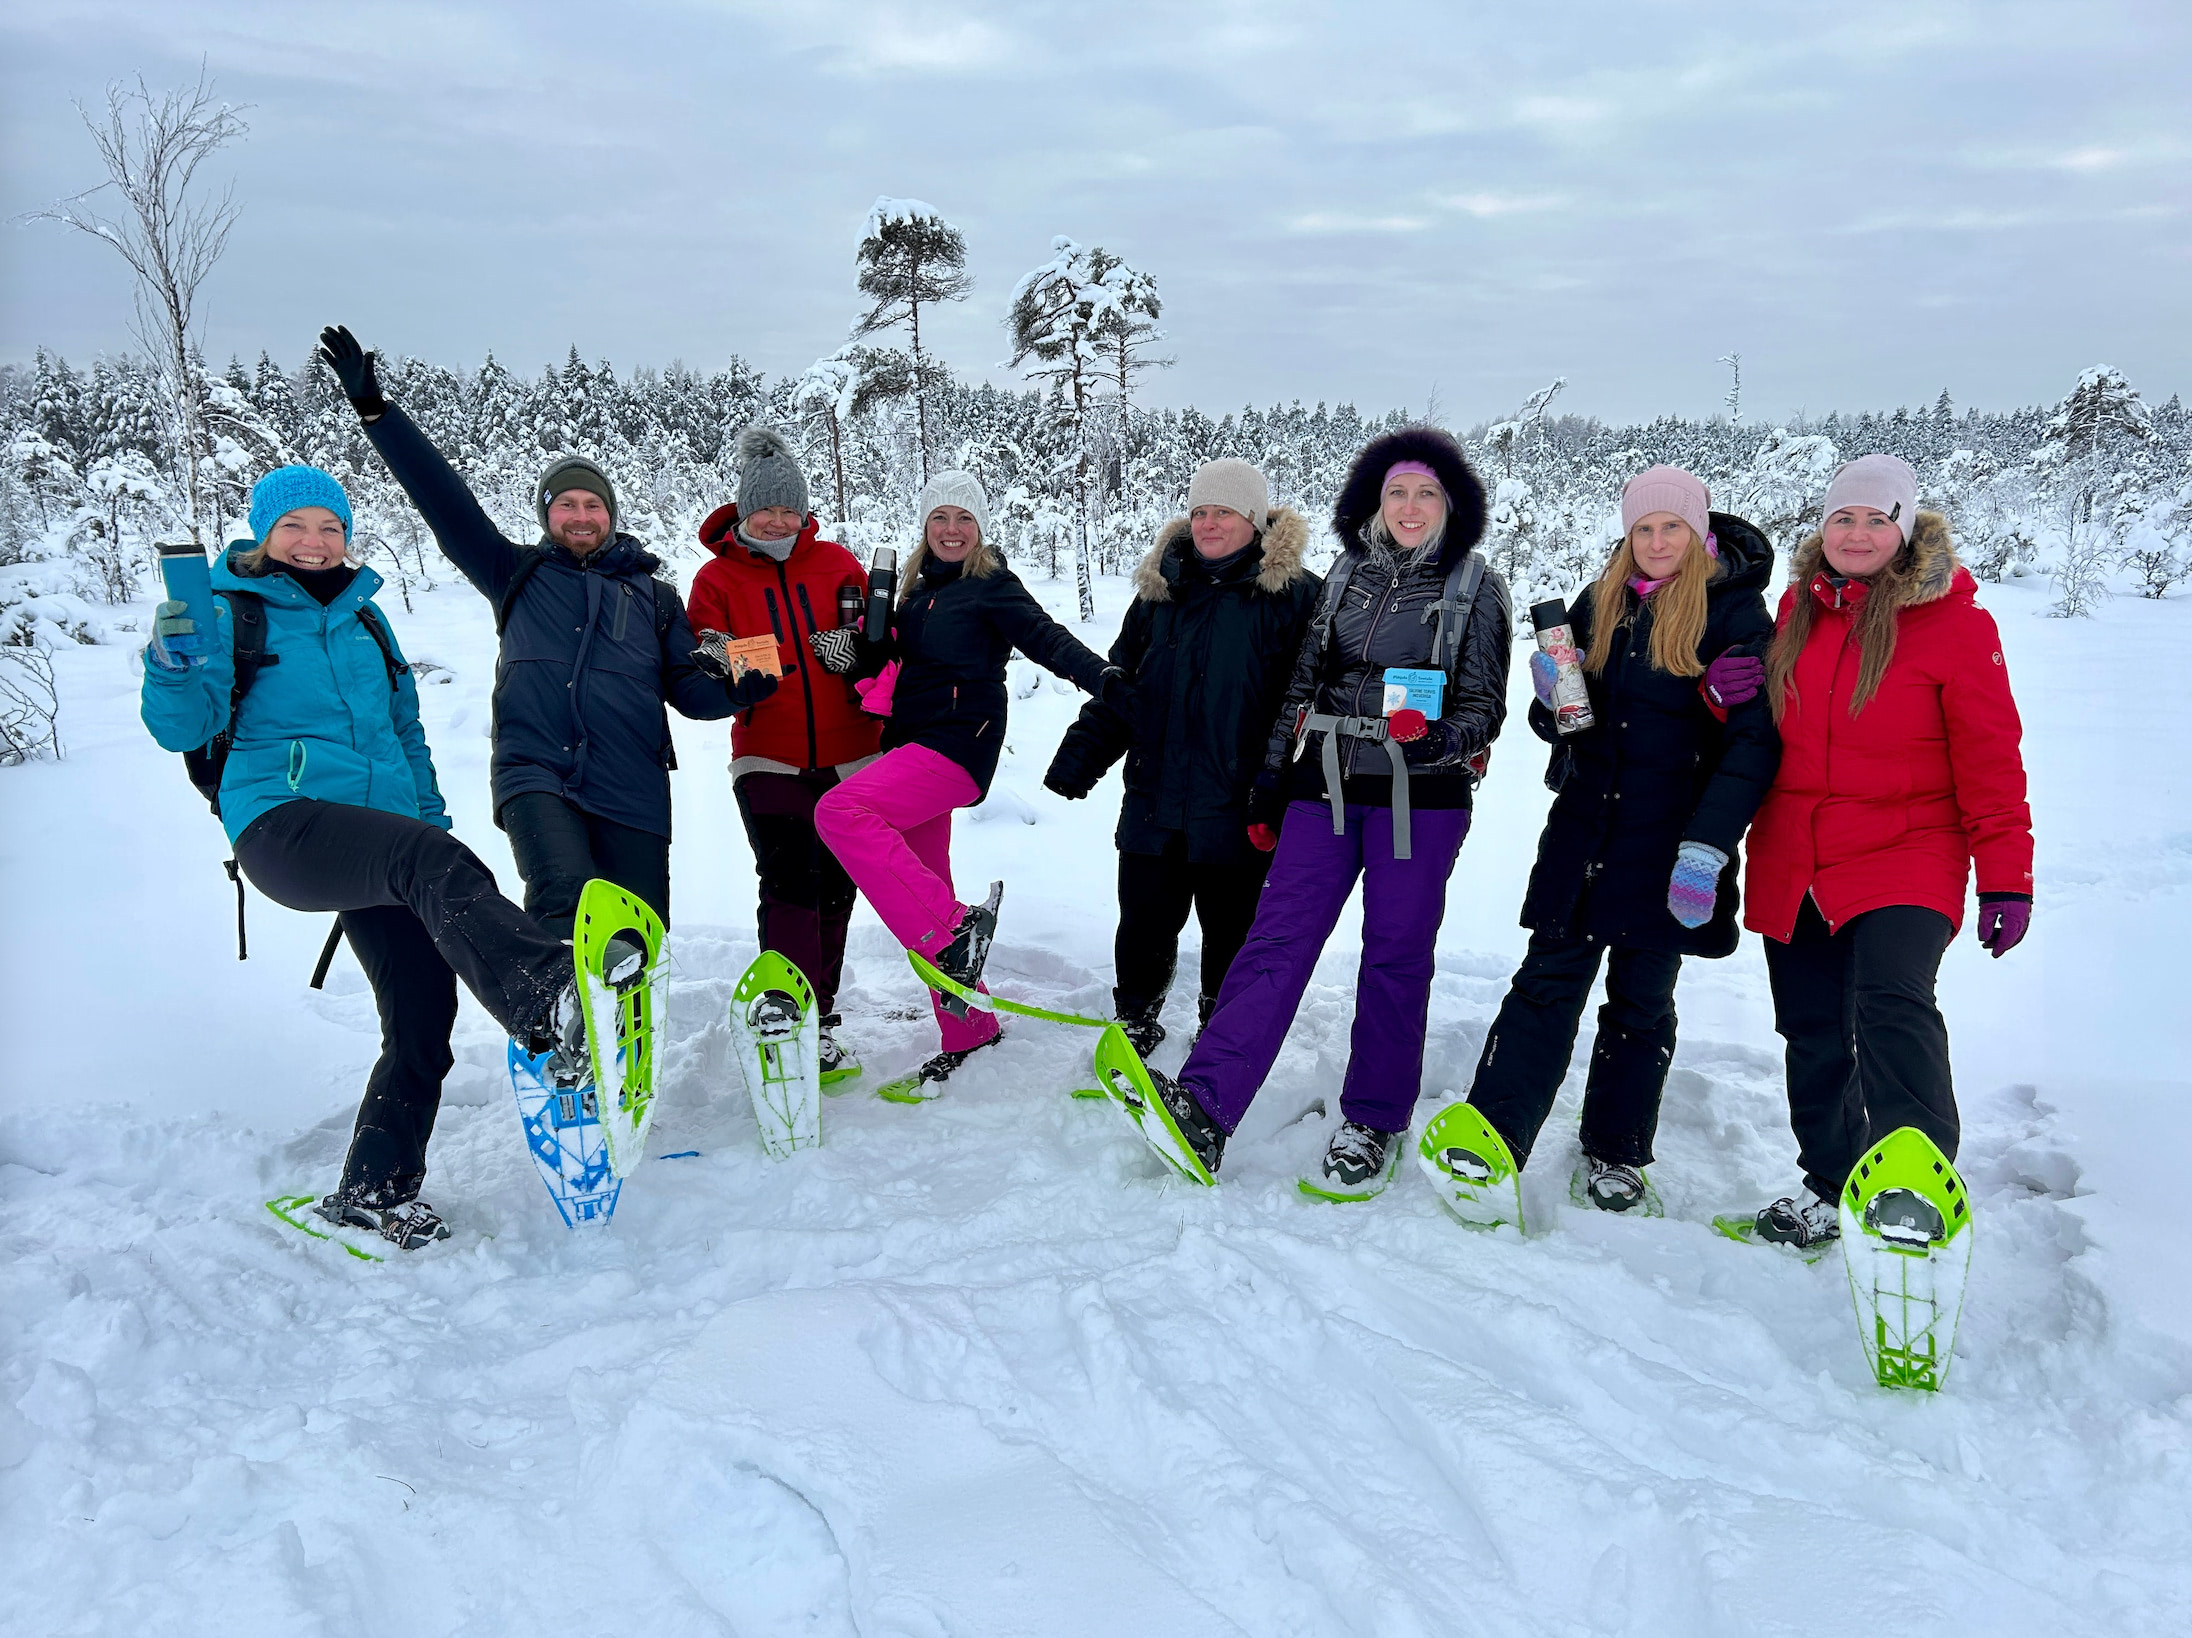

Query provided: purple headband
[1383,460,1442,492]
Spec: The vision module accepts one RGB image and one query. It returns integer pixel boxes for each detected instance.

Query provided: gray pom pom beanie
[734,425,811,519]
[917,469,991,540]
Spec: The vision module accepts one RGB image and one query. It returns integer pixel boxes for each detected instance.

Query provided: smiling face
[262,506,348,572]
[925,506,980,563]
[1189,504,1257,559]
[546,490,614,555]
[1380,474,1447,550]
[1821,506,1904,578]
[1628,512,1696,580]
[744,504,803,542]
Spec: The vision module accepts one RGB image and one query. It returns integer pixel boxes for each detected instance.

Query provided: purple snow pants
[1179,798,1470,1136]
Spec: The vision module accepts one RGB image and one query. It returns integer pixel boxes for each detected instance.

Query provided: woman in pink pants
[812,471,1122,1092]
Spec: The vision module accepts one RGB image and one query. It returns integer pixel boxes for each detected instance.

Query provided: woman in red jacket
[1741,454,2034,1250]
[687,427,883,1081]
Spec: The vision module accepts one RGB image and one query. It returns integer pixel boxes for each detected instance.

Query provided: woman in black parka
[1463,465,1780,1212]
[1044,459,1322,1055]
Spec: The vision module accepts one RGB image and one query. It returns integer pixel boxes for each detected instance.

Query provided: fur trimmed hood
[1788,510,1961,612]
[1132,505,1312,603]
[1331,425,1489,571]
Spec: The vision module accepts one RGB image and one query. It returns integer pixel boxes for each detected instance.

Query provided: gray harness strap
[1295,711,1413,860]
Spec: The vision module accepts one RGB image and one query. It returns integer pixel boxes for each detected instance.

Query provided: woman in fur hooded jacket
[1044,459,1322,1056]
[812,470,1124,1094]
[1739,454,2035,1250]
[1145,427,1513,1199]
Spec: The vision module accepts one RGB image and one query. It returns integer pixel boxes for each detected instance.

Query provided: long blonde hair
[1584,525,1719,677]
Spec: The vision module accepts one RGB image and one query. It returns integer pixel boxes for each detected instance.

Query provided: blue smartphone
[156,542,217,641]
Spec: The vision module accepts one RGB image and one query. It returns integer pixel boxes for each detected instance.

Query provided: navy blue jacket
[364,404,737,837]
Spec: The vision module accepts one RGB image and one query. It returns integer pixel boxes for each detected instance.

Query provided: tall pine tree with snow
[853,199,973,482]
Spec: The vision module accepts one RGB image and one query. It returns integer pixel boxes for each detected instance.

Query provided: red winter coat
[1744,512,2033,941]
[688,508,882,772]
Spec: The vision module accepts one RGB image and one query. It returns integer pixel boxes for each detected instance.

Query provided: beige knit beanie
[1186,459,1270,534]
[1820,453,1919,542]
[1620,465,1711,549]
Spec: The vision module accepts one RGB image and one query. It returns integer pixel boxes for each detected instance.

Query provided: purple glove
[1667,840,1728,929]
[1702,651,1764,710]
[1976,894,2030,958]
[1528,648,1558,708]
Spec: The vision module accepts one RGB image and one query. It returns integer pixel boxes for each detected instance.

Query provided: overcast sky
[3,0,2187,427]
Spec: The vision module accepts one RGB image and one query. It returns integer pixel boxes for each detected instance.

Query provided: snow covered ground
[3,564,2189,1636]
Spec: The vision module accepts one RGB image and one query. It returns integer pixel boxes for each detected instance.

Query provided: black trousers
[734,770,858,1015]
[501,791,671,939]
[1765,897,1956,1198]
[235,799,571,1200]
[1466,931,1683,1170]
[1113,835,1273,1022]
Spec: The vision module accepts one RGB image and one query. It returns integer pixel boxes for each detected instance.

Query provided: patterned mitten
[1667,841,1729,929]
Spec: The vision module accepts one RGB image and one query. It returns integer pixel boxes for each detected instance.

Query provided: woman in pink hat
[1453,466,1781,1216]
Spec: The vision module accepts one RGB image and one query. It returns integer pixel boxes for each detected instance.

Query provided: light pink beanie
[1621,465,1712,549]
[1820,453,1919,542]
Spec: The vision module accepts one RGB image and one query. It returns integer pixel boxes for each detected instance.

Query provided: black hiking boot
[1310,1120,1401,1199]
[314,1184,452,1251]
[1757,1185,1841,1249]
[930,880,1003,1020]
[1148,1068,1227,1176]
[1583,1155,1649,1213]
[1115,1001,1167,1060]
[532,932,650,1085]
[905,1031,1006,1093]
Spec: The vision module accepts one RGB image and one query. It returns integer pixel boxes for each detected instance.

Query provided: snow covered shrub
[0,641,61,764]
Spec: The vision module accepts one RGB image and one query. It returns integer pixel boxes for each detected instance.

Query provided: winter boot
[878,1031,1006,1102]
[1756,1185,1841,1250]
[1303,1120,1402,1201]
[817,1012,859,1086]
[930,881,1003,1020]
[1146,1068,1227,1176]
[1115,1001,1167,1060]
[536,932,649,1085]
[1190,992,1219,1048]
[314,1183,452,1251]
[1581,1155,1649,1213]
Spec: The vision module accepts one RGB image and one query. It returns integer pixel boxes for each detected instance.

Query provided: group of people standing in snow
[139,324,2033,1254]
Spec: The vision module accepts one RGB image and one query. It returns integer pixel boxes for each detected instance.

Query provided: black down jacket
[874,543,1111,797]
[1045,507,1322,862]
[1519,510,1782,956]
[363,403,737,838]
[1269,427,1512,811]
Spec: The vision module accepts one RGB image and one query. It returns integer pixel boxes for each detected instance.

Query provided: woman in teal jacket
[142,466,591,1250]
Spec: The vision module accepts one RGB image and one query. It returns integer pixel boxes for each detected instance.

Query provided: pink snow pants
[814,743,999,1052]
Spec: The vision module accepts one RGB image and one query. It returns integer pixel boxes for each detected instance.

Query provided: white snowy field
[3,562,2189,1637]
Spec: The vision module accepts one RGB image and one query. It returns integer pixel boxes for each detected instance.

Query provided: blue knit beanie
[250,465,354,542]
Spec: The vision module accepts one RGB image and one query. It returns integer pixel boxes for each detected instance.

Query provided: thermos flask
[864,548,898,640]
[1529,598,1596,735]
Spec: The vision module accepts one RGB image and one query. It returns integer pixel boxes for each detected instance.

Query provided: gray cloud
[3,0,2186,426]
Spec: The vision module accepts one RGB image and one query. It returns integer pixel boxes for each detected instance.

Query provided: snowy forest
[2,195,2189,761]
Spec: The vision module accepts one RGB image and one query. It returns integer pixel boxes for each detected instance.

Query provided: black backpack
[183,588,407,971]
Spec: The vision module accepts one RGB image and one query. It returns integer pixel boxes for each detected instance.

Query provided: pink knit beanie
[1820,453,1919,543]
[1621,465,1711,550]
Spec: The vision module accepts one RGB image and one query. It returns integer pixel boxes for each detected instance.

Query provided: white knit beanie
[1620,465,1711,549]
[1186,458,1271,534]
[917,469,991,542]
[1820,453,1920,542]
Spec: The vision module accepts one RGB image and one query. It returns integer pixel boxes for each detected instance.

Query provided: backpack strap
[493,550,547,637]
[649,575,679,640]
[353,603,409,689]
[1420,549,1487,671]
[1315,553,1360,652]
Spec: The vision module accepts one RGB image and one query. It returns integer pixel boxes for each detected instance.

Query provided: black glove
[1044,744,1097,801]
[809,628,859,675]
[1245,769,1286,829]
[1402,721,1456,767]
[317,325,387,420]
[1097,665,1134,713]
[724,668,780,711]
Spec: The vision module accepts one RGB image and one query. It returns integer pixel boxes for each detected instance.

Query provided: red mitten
[1387,708,1429,742]
[1247,823,1279,853]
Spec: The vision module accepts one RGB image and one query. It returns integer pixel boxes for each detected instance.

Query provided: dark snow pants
[501,791,670,940]
[1112,833,1272,1024]
[1464,932,1683,1170]
[235,798,572,1200]
[734,769,857,1016]
[1180,799,1469,1137]
[1765,896,1957,1198]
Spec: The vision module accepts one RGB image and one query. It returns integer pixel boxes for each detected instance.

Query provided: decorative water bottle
[1529,598,1596,735]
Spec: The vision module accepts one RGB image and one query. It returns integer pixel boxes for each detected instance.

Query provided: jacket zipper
[775,561,820,770]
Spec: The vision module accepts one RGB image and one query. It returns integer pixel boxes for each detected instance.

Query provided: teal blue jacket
[140,549,451,847]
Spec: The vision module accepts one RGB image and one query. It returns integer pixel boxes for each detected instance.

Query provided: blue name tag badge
[1382,667,1445,719]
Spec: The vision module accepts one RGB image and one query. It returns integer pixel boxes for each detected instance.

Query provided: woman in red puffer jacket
[1740,454,2034,1251]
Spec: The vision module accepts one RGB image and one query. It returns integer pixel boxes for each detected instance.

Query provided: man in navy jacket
[319,325,774,934]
